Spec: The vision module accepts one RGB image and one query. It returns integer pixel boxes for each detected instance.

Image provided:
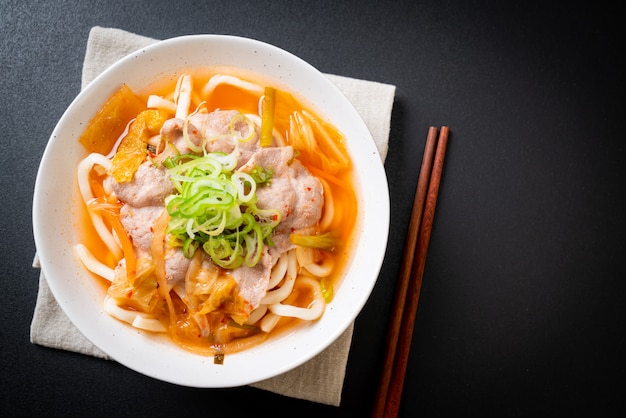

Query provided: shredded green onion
[165,153,280,269]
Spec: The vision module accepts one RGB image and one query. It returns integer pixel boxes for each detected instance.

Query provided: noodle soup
[75,69,358,362]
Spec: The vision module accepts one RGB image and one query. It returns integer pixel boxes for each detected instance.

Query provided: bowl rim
[33,34,390,387]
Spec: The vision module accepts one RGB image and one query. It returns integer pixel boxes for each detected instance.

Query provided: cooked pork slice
[164,245,191,286]
[106,161,175,207]
[188,110,239,155]
[189,110,261,165]
[280,160,324,230]
[160,118,204,154]
[119,204,190,286]
[161,109,263,169]
[231,117,261,168]
[238,145,324,263]
[238,146,294,177]
[229,248,273,312]
[119,205,164,255]
[240,146,324,231]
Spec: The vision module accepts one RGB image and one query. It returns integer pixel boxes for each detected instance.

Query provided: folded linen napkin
[30,26,395,407]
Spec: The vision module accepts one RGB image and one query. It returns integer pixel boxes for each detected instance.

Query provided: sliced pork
[161,110,260,160]
[118,204,190,285]
[164,245,191,286]
[119,205,163,255]
[160,118,204,154]
[238,145,324,263]
[190,110,261,166]
[229,248,273,313]
[106,161,175,207]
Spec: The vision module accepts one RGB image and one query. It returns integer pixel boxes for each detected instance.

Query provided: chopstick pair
[372,126,449,418]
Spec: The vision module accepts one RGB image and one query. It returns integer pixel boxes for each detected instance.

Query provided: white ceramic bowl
[33,35,389,387]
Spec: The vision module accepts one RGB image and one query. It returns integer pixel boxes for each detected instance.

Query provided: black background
[1,1,624,416]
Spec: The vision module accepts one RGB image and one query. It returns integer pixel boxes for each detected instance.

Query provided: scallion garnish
[164,152,280,269]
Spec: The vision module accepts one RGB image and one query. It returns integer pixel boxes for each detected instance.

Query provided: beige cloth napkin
[31,26,395,407]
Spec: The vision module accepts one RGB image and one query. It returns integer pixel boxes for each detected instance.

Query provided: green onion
[164,152,281,268]
[226,319,261,332]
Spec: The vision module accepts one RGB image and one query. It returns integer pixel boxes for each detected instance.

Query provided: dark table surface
[2,1,624,416]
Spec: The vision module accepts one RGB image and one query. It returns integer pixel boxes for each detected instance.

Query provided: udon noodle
[75,70,357,362]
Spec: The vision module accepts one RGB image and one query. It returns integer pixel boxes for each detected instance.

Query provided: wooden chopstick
[372,126,449,418]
